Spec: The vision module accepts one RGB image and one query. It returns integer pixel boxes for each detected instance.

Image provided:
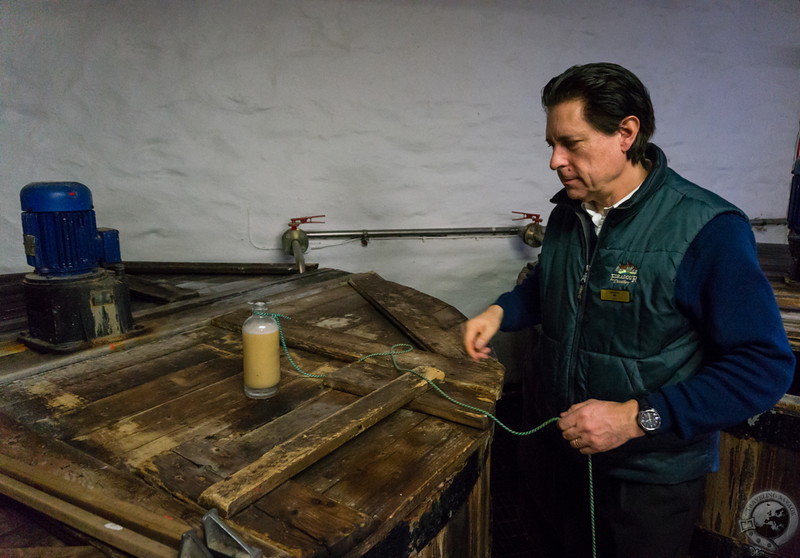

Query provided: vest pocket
[582,351,645,402]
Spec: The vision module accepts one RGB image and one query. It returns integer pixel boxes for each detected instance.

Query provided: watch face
[639,409,661,431]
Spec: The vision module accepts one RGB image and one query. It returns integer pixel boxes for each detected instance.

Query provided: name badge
[600,289,631,303]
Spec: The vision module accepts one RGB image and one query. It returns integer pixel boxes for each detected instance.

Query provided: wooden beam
[0,548,106,557]
[253,480,374,556]
[0,473,176,558]
[0,454,192,547]
[322,361,491,429]
[123,261,317,275]
[126,275,199,304]
[199,365,445,517]
[348,272,468,359]
[275,321,504,399]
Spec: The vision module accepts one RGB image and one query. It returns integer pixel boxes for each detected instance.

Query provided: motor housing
[19,182,137,352]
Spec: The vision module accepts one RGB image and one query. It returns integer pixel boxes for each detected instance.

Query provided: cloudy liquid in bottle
[242,302,280,398]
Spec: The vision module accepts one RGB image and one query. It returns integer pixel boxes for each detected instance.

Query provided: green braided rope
[259,311,557,435]
[257,310,596,556]
[359,342,559,436]
[589,454,597,558]
[256,311,329,378]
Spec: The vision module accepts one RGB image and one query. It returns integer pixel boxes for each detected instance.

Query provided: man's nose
[550,146,567,170]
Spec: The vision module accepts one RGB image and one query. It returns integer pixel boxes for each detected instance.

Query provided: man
[463,63,794,557]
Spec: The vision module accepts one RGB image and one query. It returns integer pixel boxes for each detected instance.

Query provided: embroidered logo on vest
[610,263,638,285]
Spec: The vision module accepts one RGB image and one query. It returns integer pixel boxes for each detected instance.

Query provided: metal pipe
[291,239,306,274]
[305,217,786,243]
[306,226,524,241]
[750,218,788,227]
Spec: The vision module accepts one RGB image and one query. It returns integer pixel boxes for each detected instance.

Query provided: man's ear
[618,115,640,153]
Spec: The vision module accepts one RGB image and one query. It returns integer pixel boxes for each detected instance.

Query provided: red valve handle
[288,215,326,229]
[511,211,542,224]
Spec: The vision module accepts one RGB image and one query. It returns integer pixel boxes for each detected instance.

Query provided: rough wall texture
[2,0,799,317]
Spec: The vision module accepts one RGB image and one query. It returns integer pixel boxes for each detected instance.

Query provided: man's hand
[558,399,643,454]
[462,305,504,361]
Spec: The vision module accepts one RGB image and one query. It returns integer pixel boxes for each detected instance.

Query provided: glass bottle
[242,301,280,399]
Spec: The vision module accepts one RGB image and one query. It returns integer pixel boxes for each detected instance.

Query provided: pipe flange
[521,223,545,248]
[281,228,309,254]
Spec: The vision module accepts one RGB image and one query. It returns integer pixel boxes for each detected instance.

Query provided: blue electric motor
[20,181,122,276]
[19,182,137,352]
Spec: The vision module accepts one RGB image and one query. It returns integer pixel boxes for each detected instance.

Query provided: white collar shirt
[581,184,642,236]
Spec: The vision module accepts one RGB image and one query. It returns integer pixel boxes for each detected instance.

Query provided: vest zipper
[577,264,590,301]
[567,210,607,402]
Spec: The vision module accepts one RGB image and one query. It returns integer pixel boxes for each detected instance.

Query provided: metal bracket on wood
[177,508,261,558]
[202,508,262,558]
[178,530,214,558]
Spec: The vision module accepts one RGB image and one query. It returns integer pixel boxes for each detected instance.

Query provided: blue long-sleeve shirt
[496,212,795,440]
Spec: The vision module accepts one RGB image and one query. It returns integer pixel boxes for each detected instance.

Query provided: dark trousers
[517,426,705,558]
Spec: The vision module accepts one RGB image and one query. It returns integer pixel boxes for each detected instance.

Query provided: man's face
[545,99,631,207]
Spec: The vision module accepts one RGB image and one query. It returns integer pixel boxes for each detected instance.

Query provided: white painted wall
[2,0,799,319]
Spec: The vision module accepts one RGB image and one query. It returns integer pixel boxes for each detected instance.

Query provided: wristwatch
[635,395,661,436]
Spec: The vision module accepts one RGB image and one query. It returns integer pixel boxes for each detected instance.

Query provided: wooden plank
[0,454,192,548]
[162,387,356,478]
[210,271,456,347]
[321,419,487,555]
[127,269,348,329]
[0,415,289,556]
[137,379,345,499]
[241,282,359,324]
[123,261,317,275]
[126,275,199,304]
[61,342,227,403]
[348,272,468,359]
[0,269,349,385]
[199,366,446,517]
[0,328,211,400]
[59,352,242,439]
[143,408,428,557]
[72,374,248,468]
[0,548,105,558]
[0,267,501,556]
[295,409,428,493]
[322,360,491,429]
[140,451,224,506]
[274,282,409,344]
[253,480,373,557]
[131,269,345,323]
[272,321,504,399]
[142,389,397,505]
[353,446,488,558]
[0,413,202,529]
[0,473,176,558]
[0,339,231,444]
[229,506,325,558]
[322,417,482,518]
[0,341,27,358]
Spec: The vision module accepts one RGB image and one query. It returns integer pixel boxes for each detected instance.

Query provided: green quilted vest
[535,144,744,482]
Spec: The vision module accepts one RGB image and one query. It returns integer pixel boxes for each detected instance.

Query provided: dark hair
[541,63,655,165]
